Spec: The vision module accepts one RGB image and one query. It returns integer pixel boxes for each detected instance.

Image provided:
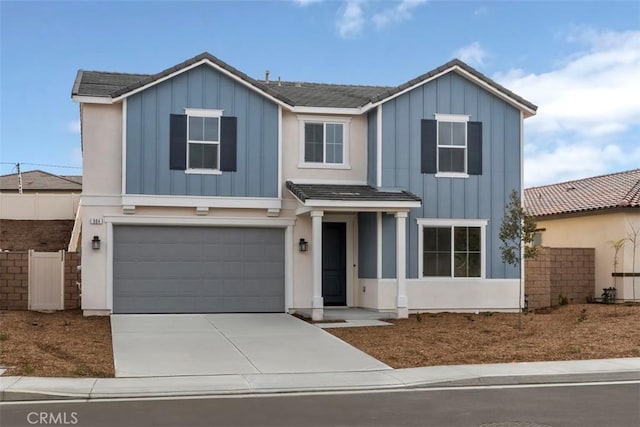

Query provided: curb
[2,369,639,402]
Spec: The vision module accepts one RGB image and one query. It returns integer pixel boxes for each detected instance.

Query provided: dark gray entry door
[322,222,347,306]
[113,225,285,314]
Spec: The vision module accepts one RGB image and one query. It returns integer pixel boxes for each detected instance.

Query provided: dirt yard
[0,310,114,377]
[0,304,638,377]
[327,304,640,368]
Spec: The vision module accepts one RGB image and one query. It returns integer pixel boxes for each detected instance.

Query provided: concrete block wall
[0,251,81,310]
[0,219,75,251]
[525,247,595,309]
[0,251,29,310]
[64,252,81,309]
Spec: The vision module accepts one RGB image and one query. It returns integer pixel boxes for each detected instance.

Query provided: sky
[1,0,638,187]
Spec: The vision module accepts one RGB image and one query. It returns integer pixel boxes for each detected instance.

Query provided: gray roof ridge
[269,80,393,89]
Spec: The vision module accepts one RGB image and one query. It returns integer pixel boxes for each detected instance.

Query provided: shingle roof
[72,52,537,111]
[72,71,150,98]
[267,81,391,108]
[286,181,421,203]
[0,170,82,192]
[524,169,640,217]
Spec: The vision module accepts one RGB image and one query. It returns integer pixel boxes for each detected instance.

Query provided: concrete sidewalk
[1,358,638,401]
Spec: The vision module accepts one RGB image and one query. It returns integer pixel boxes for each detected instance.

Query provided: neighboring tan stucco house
[525,169,640,302]
[0,170,82,251]
[71,52,537,319]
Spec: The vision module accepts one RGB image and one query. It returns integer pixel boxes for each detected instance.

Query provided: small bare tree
[499,189,539,329]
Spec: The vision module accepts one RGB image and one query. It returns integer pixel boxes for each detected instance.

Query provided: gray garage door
[113,225,285,314]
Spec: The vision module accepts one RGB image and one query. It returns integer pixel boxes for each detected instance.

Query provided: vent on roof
[566,185,577,191]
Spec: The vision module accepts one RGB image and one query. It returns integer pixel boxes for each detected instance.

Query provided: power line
[0,162,82,170]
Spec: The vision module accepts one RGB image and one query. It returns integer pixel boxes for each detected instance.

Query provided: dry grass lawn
[327,304,640,368]
[0,310,114,377]
[0,304,638,377]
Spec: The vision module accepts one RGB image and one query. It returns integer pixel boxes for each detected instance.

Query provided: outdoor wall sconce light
[298,238,308,252]
[92,236,101,250]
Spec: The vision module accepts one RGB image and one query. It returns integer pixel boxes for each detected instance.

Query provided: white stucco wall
[281,110,368,185]
[81,103,123,196]
[79,102,123,313]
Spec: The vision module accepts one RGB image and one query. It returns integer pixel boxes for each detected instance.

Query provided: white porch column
[311,210,324,321]
[395,211,409,319]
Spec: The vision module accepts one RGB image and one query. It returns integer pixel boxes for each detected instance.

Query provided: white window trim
[435,113,469,177]
[297,115,351,169]
[185,108,223,173]
[417,218,488,280]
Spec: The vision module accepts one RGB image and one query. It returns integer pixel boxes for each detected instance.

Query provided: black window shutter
[220,116,237,172]
[421,119,437,174]
[169,114,187,170]
[467,121,483,175]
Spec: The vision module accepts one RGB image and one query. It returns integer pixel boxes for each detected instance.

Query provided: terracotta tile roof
[524,169,640,217]
[0,170,82,192]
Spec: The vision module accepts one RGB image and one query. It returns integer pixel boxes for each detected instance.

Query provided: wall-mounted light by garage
[92,236,101,250]
[298,238,308,252]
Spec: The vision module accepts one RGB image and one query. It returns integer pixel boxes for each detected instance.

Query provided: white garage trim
[104,216,296,313]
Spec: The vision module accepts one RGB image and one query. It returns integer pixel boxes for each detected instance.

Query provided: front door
[322,222,347,306]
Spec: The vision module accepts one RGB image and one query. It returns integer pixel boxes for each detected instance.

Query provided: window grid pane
[189,117,204,141]
[203,117,219,142]
[325,123,343,164]
[188,143,219,170]
[439,147,465,173]
[423,227,452,277]
[304,123,324,163]
[452,122,465,146]
[453,226,481,278]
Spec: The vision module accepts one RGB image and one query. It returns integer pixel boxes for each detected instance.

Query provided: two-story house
[71,52,536,320]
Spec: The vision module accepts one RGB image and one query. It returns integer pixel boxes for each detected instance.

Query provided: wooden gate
[28,250,64,310]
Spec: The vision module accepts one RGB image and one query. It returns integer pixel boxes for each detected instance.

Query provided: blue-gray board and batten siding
[379,72,521,280]
[125,64,279,197]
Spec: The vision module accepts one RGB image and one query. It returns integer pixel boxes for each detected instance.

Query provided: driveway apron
[110,314,390,377]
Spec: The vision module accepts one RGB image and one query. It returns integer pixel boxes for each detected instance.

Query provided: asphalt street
[1,381,638,427]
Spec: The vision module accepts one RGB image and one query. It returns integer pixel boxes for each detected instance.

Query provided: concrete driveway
[110,314,390,377]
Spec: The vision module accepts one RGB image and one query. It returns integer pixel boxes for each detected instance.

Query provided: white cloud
[66,120,81,134]
[493,27,640,186]
[336,1,365,38]
[454,42,488,67]
[495,28,640,138]
[372,0,426,30]
[292,0,322,6]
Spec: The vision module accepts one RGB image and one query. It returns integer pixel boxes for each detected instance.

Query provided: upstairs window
[421,114,483,177]
[188,114,220,171]
[438,120,466,173]
[298,117,350,169]
[169,109,237,173]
